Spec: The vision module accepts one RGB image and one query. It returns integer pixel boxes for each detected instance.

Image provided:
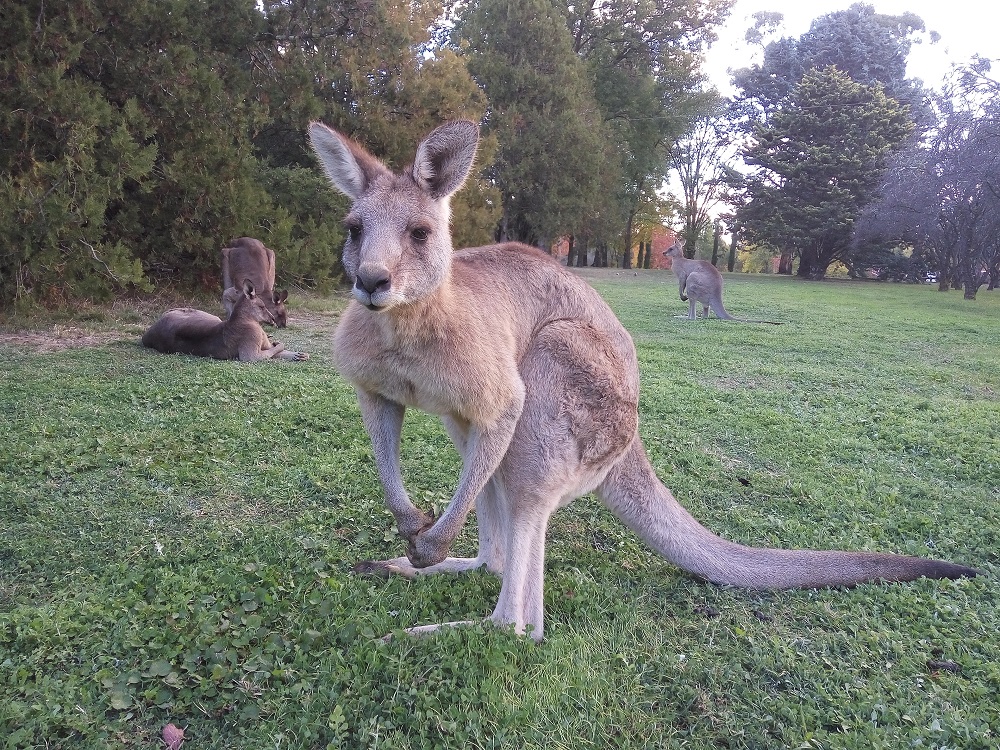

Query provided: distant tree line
[725,2,1000,293]
[0,0,727,307]
[5,0,995,307]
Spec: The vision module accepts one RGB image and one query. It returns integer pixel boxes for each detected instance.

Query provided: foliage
[254,1,500,250]
[857,65,1000,296]
[0,0,496,308]
[0,1,159,304]
[735,243,775,273]
[1,277,998,748]
[453,0,614,248]
[732,2,933,130]
[738,66,913,279]
[452,0,727,253]
[568,0,728,265]
[669,98,740,258]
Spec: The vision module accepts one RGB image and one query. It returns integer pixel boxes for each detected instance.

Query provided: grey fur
[308,121,975,641]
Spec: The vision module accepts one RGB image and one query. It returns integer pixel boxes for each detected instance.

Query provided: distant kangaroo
[664,242,781,324]
[308,120,975,641]
[142,279,309,362]
[221,237,289,328]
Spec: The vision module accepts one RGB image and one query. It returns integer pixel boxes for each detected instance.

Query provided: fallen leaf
[163,723,185,750]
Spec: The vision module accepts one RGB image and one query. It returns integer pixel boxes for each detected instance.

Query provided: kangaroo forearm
[411,390,524,565]
[357,390,429,536]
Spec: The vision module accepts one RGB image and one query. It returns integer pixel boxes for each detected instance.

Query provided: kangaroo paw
[398,508,435,542]
[406,521,450,569]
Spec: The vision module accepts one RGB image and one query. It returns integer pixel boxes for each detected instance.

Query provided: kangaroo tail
[708,298,737,321]
[597,437,977,589]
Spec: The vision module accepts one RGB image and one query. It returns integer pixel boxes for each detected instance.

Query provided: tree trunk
[636,242,646,269]
[710,223,721,266]
[643,242,652,269]
[566,235,577,267]
[778,249,794,275]
[728,227,739,272]
[797,248,827,279]
[594,243,608,267]
[621,212,635,269]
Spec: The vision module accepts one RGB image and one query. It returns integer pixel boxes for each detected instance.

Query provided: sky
[702,0,1000,94]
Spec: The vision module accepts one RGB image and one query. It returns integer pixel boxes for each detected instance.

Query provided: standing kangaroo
[221,237,289,328]
[308,120,975,641]
[142,279,309,362]
[664,242,781,324]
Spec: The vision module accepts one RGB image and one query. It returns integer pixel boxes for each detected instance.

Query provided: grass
[1,271,997,749]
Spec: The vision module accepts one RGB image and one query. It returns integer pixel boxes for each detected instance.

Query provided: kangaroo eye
[347,222,362,241]
[410,227,429,243]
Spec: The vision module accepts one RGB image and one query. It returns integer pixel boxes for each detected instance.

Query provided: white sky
[703,0,1000,94]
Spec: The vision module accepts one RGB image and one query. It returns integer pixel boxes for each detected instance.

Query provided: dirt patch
[0,326,132,353]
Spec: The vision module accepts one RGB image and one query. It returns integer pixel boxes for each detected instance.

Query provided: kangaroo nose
[355,270,391,296]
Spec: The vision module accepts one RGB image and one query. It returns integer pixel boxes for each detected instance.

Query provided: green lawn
[1,272,997,749]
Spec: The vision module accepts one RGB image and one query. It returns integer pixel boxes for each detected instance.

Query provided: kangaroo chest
[334,309,514,424]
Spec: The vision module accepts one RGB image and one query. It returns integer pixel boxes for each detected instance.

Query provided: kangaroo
[142,279,309,362]
[221,237,289,328]
[664,242,782,324]
[308,120,975,641]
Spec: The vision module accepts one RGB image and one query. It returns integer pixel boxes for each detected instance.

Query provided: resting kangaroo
[308,120,975,641]
[142,279,309,362]
[664,242,781,324]
[221,237,289,328]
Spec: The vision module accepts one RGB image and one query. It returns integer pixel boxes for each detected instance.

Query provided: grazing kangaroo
[142,279,309,362]
[308,120,975,641]
[221,237,289,328]
[664,242,781,324]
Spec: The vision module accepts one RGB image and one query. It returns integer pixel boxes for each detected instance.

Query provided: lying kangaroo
[142,279,309,362]
[308,120,975,641]
[664,242,781,324]
[221,237,289,328]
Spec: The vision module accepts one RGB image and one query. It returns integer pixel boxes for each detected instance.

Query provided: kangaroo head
[308,120,479,310]
[664,241,684,260]
[236,279,277,326]
[269,290,288,328]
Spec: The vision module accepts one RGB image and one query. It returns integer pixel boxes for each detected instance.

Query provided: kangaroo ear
[308,122,388,200]
[242,278,256,298]
[412,120,479,199]
[274,290,288,303]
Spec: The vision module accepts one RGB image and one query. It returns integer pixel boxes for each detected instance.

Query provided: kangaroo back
[221,237,288,327]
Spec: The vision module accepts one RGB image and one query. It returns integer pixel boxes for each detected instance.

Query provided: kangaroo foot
[352,558,418,579]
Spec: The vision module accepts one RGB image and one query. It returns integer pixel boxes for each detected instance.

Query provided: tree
[254,1,500,252]
[739,66,912,279]
[858,70,1000,298]
[733,3,933,130]
[453,0,614,249]
[0,0,502,306]
[567,0,727,266]
[669,99,739,258]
